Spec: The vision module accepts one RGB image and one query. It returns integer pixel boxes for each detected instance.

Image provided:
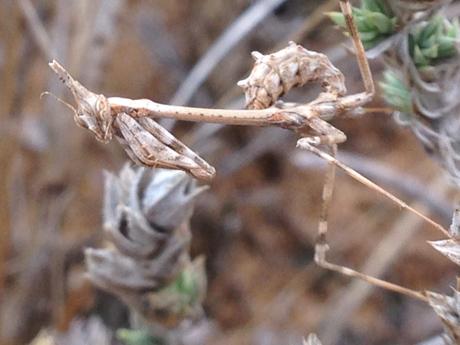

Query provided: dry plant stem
[340,0,375,96]
[304,143,429,303]
[109,97,301,126]
[359,107,395,115]
[318,259,428,302]
[320,176,450,345]
[317,144,338,254]
[109,94,373,126]
[292,151,452,219]
[297,140,450,237]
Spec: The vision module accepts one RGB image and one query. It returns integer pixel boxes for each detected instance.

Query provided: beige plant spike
[303,334,323,345]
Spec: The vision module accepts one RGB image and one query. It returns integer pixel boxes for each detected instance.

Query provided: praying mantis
[47,0,449,300]
[49,0,373,182]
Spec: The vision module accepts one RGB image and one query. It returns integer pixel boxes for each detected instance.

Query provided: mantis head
[48,60,114,143]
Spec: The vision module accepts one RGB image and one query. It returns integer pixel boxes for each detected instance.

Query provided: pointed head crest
[48,60,113,143]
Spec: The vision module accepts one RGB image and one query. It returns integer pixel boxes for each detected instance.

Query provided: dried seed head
[99,165,206,261]
[426,290,460,342]
[429,239,460,266]
[85,166,207,325]
[30,318,112,345]
[238,42,346,109]
[49,60,113,143]
[303,334,323,345]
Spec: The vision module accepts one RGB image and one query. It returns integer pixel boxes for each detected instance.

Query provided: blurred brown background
[0,0,457,344]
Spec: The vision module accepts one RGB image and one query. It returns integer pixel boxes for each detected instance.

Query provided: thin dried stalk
[296,139,450,237]
[333,0,460,339]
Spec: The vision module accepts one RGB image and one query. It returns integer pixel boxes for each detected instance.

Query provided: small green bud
[326,11,346,28]
[116,329,162,345]
[326,0,397,49]
[409,16,459,67]
[359,30,380,42]
[379,70,412,115]
[363,10,394,33]
[362,0,387,13]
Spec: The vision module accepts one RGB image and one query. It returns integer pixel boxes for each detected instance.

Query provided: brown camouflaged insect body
[237,42,347,110]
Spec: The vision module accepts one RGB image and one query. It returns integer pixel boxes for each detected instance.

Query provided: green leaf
[356,15,374,32]
[420,16,442,43]
[363,38,381,49]
[156,258,206,314]
[381,69,399,85]
[362,0,381,13]
[359,30,379,42]
[380,70,412,114]
[327,0,397,50]
[414,45,429,66]
[363,10,394,33]
[326,12,346,28]
[117,329,163,345]
[421,44,439,59]
[438,37,457,57]
[447,18,460,37]
[409,16,459,67]
[391,17,398,30]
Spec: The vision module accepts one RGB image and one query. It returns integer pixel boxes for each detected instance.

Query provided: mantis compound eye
[94,95,114,143]
[74,111,90,130]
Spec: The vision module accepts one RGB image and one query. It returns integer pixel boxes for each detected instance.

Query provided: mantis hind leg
[296,117,346,264]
